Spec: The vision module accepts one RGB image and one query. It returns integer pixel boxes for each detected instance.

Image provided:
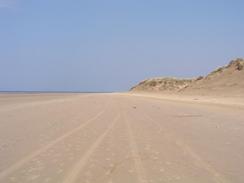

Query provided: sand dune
[130,78,194,92]
[182,58,244,97]
[131,58,244,98]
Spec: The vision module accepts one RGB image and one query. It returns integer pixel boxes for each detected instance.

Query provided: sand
[0,93,244,183]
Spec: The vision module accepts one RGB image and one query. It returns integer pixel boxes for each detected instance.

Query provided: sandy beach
[0,93,244,183]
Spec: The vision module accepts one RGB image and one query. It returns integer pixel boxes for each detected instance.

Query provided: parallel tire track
[124,112,148,183]
[0,108,107,180]
[62,114,121,183]
[144,114,229,183]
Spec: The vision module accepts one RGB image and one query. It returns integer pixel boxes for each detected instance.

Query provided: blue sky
[0,0,244,91]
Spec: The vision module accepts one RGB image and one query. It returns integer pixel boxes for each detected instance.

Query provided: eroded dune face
[131,58,244,97]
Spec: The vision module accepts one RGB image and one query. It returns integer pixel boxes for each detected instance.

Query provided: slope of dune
[182,58,244,97]
[131,58,244,97]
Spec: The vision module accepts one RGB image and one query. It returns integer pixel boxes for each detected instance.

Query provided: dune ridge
[131,58,244,98]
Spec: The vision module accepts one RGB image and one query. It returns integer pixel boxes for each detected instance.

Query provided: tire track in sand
[144,114,229,183]
[124,112,148,183]
[0,107,108,180]
[62,114,121,183]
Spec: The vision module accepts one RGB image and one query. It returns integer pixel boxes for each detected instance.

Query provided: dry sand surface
[0,93,244,183]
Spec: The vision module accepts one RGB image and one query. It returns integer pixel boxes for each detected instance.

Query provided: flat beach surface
[0,93,244,183]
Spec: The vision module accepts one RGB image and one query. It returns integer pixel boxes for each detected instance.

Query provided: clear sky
[0,0,244,92]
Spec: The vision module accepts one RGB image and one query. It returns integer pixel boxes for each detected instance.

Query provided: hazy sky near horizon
[0,0,244,91]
